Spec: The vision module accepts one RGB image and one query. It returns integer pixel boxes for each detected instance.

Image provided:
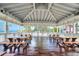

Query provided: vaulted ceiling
[0,3,79,25]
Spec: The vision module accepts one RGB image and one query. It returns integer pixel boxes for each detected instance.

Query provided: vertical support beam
[33,3,36,22]
[48,3,52,10]
[5,21,8,41]
[41,10,44,21]
[38,9,40,21]
[33,3,35,9]
[36,10,38,22]
[36,24,39,48]
[40,10,42,21]
[34,10,36,21]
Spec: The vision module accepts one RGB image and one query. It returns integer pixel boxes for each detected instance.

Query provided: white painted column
[5,22,8,41]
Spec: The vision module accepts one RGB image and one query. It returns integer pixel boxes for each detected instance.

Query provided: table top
[7,38,26,39]
[64,41,79,44]
[63,36,78,38]
[0,42,26,44]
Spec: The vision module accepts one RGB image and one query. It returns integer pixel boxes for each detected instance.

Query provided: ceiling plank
[0,4,26,9]
[8,5,33,12]
[11,10,29,14]
[10,8,32,14]
[15,12,28,16]
[54,4,76,11]
[61,3,79,8]
[50,9,66,16]
[52,6,72,14]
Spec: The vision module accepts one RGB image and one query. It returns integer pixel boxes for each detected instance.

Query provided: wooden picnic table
[0,42,26,44]
[0,51,6,56]
[3,53,15,56]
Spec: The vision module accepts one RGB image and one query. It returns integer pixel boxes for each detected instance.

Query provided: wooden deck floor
[1,36,79,56]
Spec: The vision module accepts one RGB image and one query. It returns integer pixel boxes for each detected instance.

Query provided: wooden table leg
[64,46,69,55]
[59,46,62,53]
[23,45,27,55]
